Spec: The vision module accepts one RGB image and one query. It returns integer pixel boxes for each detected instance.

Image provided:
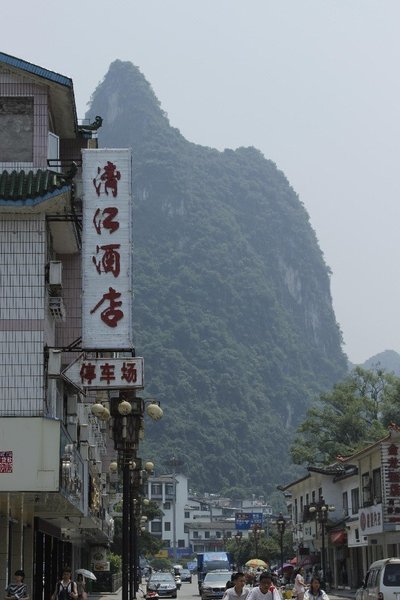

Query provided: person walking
[294,568,306,600]
[303,576,329,600]
[224,573,250,600]
[4,570,29,600]
[51,568,78,600]
[247,572,280,600]
[76,575,87,600]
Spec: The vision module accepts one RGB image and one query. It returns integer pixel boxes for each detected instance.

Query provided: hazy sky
[3,0,400,364]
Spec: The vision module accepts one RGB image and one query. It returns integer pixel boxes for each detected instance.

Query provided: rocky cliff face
[86,60,347,493]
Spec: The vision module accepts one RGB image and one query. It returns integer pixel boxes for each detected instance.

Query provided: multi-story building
[280,425,400,590]
[0,52,114,599]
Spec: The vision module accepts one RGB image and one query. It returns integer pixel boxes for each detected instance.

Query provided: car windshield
[383,565,400,586]
[205,574,228,582]
[181,570,190,575]
[151,574,174,582]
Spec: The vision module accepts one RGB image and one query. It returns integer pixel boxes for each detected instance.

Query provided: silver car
[201,571,232,600]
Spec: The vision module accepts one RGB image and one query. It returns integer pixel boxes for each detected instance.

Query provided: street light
[252,523,263,557]
[276,513,286,573]
[234,531,243,570]
[109,392,162,600]
[308,497,335,583]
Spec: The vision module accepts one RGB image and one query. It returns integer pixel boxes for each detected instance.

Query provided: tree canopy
[290,366,400,466]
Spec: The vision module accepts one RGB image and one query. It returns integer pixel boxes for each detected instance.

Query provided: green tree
[290,367,399,466]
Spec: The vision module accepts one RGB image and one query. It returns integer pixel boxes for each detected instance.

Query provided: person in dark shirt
[4,570,29,600]
[51,568,78,600]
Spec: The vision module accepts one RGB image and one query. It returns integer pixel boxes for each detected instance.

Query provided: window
[351,488,359,514]
[300,496,304,513]
[193,531,199,538]
[216,531,221,538]
[151,484,162,496]
[151,522,162,533]
[165,522,171,531]
[178,539,185,548]
[305,494,309,506]
[372,468,382,503]
[343,491,349,517]
[184,511,190,518]
[311,490,316,503]
[164,502,171,510]
[362,472,372,506]
[165,484,174,495]
[0,97,34,162]
[294,498,298,524]
[205,531,210,539]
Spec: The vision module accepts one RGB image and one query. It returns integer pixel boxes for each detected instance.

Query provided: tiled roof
[0,52,73,87]
[0,169,71,202]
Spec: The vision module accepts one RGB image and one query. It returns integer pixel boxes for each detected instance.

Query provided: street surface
[91,576,355,600]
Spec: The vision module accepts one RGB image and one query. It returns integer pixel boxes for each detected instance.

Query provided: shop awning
[330,530,347,545]
[299,555,319,567]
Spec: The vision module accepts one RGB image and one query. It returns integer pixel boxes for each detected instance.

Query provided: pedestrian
[294,568,306,600]
[4,570,29,600]
[223,572,249,600]
[247,572,280,600]
[51,567,78,600]
[303,576,329,600]
[76,575,87,600]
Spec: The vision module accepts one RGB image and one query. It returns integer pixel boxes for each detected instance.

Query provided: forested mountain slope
[86,60,348,494]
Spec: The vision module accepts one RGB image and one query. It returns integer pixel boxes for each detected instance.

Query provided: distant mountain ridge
[86,60,348,494]
[353,349,400,376]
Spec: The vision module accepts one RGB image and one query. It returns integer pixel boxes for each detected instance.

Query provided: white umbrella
[76,569,97,581]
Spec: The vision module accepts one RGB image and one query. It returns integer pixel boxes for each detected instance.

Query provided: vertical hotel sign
[82,149,133,349]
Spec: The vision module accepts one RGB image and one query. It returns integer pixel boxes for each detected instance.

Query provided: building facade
[0,53,115,599]
[280,426,400,589]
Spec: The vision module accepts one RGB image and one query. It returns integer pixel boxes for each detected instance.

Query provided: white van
[360,558,400,600]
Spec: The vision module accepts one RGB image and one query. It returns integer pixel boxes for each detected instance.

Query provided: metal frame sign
[81,149,133,350]
[235,512,263,530]
[62,355,144,393]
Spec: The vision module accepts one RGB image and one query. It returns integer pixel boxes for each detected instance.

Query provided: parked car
[356,558,400,600]
[180,569,192,584]
[147,572,178,598]
[201,571,232,600]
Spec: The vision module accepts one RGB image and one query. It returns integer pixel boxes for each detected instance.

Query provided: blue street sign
[235,512,263,530]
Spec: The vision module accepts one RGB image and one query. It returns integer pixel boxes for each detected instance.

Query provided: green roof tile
[0,169,71,201]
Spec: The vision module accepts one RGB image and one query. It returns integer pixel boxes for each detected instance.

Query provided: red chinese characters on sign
[386,443,400,521]
[0,451,13,473]
[90,161,124,329]
[93,161,121,197]
[79,361,138,386]
[92,244,121,277]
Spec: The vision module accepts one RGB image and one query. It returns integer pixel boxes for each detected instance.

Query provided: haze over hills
[86,60,348,495]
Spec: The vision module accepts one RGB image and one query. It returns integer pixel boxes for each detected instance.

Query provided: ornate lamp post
[105,393,162,600]
[234,531,243,570]
[308,497,335,582]
[252,523,263,557]
[276,513,286,573]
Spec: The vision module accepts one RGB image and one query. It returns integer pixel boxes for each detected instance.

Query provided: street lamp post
[309,497,335,583]
[234,531,242,570]
[106,393,163,600]
[276,513,286,574]
[252,523,263,557]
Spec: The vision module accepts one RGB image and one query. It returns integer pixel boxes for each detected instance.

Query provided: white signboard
[359,504,383,534]
[81,149,133,349]
[62,355,144,392]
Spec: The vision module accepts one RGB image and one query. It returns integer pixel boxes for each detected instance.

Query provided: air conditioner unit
[48,261,63,287]
[67,395,78,415]
[49,297,66,321]
[67,422,78,443]
[48,348,62,377]
[80,443,89,460]
[79,424,89,442]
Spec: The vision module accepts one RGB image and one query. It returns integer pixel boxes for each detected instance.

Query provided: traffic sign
[61,354,144,393]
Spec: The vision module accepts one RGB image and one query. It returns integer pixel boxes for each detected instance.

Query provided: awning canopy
[330,530,347,545]
[299,555,319,568]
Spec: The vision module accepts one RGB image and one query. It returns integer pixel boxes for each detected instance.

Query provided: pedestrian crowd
[221,567,329,600]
